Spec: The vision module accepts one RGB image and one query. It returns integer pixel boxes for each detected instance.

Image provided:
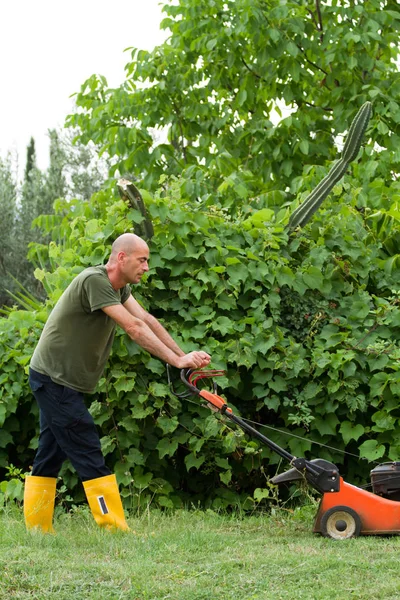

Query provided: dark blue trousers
[29,368,111,481]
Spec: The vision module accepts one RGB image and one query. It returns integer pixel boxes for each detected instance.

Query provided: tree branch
[306,7,319,31]
[315,0,324,42]
[296,99,333,112]
[172,101,188,164]
[306,3,324,42]
[240,57,269,83]
[295,44,329,77]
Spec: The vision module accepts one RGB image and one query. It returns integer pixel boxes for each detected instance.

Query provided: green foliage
[0,465,25,508]
[1,173,400,509]
[1,0,400,510]
[67,0,400,216]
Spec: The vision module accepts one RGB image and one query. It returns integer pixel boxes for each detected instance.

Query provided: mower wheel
[320,505,361,540]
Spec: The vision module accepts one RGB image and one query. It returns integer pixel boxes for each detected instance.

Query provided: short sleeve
[83,273,124,312]
[121,285,131,304]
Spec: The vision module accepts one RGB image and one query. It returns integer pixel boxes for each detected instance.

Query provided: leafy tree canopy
[67,0,400,212]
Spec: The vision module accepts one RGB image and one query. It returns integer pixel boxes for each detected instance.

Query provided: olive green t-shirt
[31,266,131,393]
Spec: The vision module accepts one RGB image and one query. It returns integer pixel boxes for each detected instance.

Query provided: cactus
[117,178,154,240]
[288,101,372,231]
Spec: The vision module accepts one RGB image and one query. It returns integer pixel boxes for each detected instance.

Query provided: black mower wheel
[320,506,362,540]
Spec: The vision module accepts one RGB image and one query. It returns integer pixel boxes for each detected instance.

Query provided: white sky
[0,0,167,178]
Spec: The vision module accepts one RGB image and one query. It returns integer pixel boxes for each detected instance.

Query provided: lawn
[1,503,400,599]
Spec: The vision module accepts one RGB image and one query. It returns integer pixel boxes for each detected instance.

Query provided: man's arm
[102,302,210,369]
[123,295,185,357]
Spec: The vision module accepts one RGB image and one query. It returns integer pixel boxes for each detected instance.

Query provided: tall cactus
[288,101,372,231]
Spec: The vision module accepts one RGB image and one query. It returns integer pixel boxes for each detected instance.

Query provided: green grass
[1,503,400,599]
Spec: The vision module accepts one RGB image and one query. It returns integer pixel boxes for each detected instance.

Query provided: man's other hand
[176,351,211,369]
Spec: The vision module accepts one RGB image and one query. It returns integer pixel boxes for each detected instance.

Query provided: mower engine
[370,462,400,502]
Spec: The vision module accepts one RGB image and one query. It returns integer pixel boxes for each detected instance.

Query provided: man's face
[121,243,150,284]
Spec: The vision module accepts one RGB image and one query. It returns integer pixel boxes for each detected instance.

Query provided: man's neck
[105,263,126,290]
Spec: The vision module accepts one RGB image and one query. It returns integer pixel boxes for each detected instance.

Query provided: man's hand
[176,351,211,369]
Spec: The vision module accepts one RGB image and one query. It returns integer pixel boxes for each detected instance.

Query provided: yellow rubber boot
[23,475,57,533]
[83,474,129,531]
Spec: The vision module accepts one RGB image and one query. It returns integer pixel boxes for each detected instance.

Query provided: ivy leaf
[5,479,23,501]
[253,334,276,354]
[219,469,232,485]
[114,377,136,394]
[157,416,179,434]
[130,406,155,419]
[339,421,365,445]
[302,382,322,401]
[127,448,145,466]
[223,431,240,453]
[212,316,234,335]
[100,435,116,456]
[302,267,324,290]
[319,325,345,349]
[156,437,179,459]
[203,417,221,438]
[133,467,153,488]
[263,396,280,411]
[359,440,386,461]
[315,413,339,436]
[371,410,396,432]
[148,382,171,397]
[118,416,140,433]
[276,266,295,287]
[227,263,248,285]
[268,376,287,393]
[369,372,390,398]
[189,436,205,453]
[254,488,272,502]
[185,453,205,471]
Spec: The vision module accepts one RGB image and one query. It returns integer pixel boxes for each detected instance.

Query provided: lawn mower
[172,368,400,540]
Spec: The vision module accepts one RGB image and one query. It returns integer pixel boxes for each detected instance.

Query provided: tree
[60,127,110,201]
[16,138,49,297]
[40,129,68,215]
[0,156,18,306]
[24,137,36,181]
[0,130,110,305]
[67,0,400,211]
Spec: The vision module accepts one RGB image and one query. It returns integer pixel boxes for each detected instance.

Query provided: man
[24,233,211,532]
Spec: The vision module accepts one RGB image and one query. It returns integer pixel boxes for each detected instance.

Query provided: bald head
[106,233,150,287]
[110,233,148,259]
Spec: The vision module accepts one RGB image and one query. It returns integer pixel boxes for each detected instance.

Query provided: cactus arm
[288,159,347,229]
[341,101,372,163]
[288,101,372,231]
